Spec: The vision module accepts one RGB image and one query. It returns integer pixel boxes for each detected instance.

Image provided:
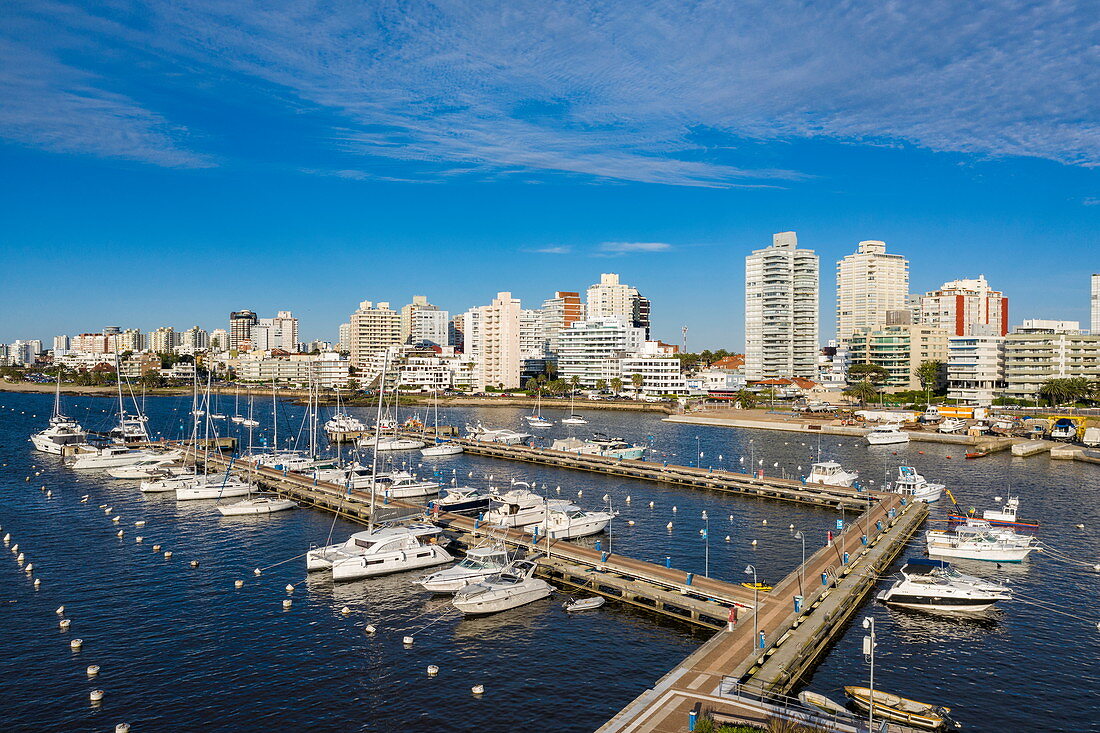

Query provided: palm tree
[631,373,645,396]
[609,377,623,395]
[844,379,879,407]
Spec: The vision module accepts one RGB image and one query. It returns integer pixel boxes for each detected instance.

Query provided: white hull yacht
[31,373,90,454]
[70,446,158,470]
[866,424,910,445]
[806,461,859,487]
[218,495,296,516]
[484,488,576,529]
[174,476,255,501]
[452,559,552,615]
[466,423,531,445]
[878,558,1011,612]
[307,523,451,580]
[419,546,511,593]
[926,521,1039,563]
[421,441,463,456]
[888,466,944,502]
[527,505,615,540]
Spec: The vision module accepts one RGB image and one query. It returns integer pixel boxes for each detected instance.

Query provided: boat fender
[403,636,414,646]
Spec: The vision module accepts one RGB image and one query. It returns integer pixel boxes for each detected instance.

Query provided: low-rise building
[947,336,1005,405]
[237,352,350,389]
[844,324,949,391]
[616,354,687,397]
[1002,321,1100,401]
[557,317,645,387]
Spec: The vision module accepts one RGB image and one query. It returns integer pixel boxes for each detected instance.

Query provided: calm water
[0,392,1097,732]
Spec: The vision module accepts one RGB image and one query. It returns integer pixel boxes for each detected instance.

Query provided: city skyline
[1,1,1097,347]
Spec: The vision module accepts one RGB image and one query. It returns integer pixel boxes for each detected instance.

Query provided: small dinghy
[798,690,847,716]
[843,686,959,729]
[964,450,990,459]
[563,596,605,612]
[741,582,773,592]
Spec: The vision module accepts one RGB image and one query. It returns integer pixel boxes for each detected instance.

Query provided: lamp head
[862,616,872,629]
[744,565,754,575]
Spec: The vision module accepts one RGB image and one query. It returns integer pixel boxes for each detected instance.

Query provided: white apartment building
[1092,274,1100,334]
[557,317,645,387]
[744,231,819,380]
[586,274,650,338]
[617,354,688,397]
[148,327,176,354]
[337,322,351,352]
[53,335,70,352]
[475,292,522,390]
[209,329,229,353]
[947,336,1005,405]
[836,240,909,340]
[348,301,401,369]
[177,326,208,354]
[920,275,1007,337]
[7,340,43,366]
[237,352,350,389]
[251,311,299,352]
[114,328,143,353]
[1002,321,1100,401]
[400,296,448,347]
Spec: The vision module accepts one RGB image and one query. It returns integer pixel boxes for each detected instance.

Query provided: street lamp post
[606,494,613,554]
[744,564,759,651]
[863,616,876,730]
[702,510,709,577]
[695,435,701,468]
[793,530,806,596]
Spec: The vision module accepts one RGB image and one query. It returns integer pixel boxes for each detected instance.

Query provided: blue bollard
[889,508,896,518]
[665,556,672,568]
[876,520,884,532]
[477,512,484,521]
[821,572,828,586]
[601,551,610,562]
[474,519,481,530]
[688,710,698,732]
[685,573,694,586]
[595,540,602,552]
[861,534,868,546]
[843,551,850,564]
[758,631,766,649]
[899,497,908,506]
[794,595,803,613]
[532,526,539,540]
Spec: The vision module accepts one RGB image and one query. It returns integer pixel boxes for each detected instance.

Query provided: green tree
[844,379,880,407]
[848,363,890,385]
[609,377,623,394]
[525,377,538,391]
[733,389,757,409]
[569,375,580,393]
[595,379,607,391]
[346,378,361,392]
[631,373,645,393]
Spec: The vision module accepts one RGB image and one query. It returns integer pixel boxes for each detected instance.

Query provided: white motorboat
[527,505,615,540]
[550,436,646,460]
[452,559,552,615]
[926,521,1039,563]
[484,488,575,529]
[938,418,967,434]
[360,436,425,451]
[70,445,158,470]
[867,423,910,445]
[322,524,452,581]
[140,470,199,493]
[218,495,296,516]
[432,486,492,514]
[563,596,605,612]
[466,422,531,445]
[1049,418,1078,441]
[806,460,859,487]
[878,557,1012,612]
[106,453,182,479]
[325,413,366,437]
[888,466,944,502]
[421,442,463,456]
[30,374,89,454]
[174,475,255,501]
[419,545,511,593]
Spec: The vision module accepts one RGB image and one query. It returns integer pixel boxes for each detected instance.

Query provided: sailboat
[71,356,157,469]
[524,390,554,428]
[218,385,295,515]
[30,371,89,454]
[324,388,366,442]
[561,391,588,425]
[175,374,254,500]
[422,390,463,456]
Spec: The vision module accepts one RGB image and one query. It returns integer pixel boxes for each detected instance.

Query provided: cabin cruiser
[30,415,89,455]
[938,418,967,434]
[106,452,183,479]
[806,461,859,487]
[466,423,531,445]
[918,406,942,425]
[926,520,1039,563]
[140,469,200,493]
[484,488,576,529]
[70,445,159,470]
[866,423,910,445]
[324,413,367,439]
[452,559,552,615]
[878,558,1012,612]
[432,486,493,514]
[174,475,256,501]
[308,524,452,580]
[1049,418,1078,441]
[948,496,1040,531]
[108,414,150,443]
[550,436,646,460]
[527,505,615,540]
[888,466,944,502]
[217,495,296,516]
[305,465,441,498]
[419,545,511,593]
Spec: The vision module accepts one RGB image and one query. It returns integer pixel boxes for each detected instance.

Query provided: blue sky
[0,0,1096,348]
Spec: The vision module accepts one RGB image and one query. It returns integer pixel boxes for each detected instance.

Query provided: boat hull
[174,483,254,501]
[70,451,155,470]
[331,545,453,581]
[453,582,552,615]
[421,445,463,456]
[217,498,296,516]
[867,433,910,445]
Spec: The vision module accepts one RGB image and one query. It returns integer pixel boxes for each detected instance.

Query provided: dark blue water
[0,392,1097,731]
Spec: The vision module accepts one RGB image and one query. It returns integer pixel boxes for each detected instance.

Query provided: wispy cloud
[3,0,1096,179]
[524,245,574,254]
[1084,197,1100,206]
[598,242,673,254]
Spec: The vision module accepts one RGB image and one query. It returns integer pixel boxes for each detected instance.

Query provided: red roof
[711,355,745,369]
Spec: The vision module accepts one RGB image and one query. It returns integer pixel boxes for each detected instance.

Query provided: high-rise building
[348,301,401,369]
[400,296,447,347]
[337,322,351,352]
[557,318,646,387]
[251,311,298,352]
[947,336,1005,406]
[72,333,111,354]
[209,329,229,353]
[148,327,176,354]
[539,291,583,358]
[473,292,522,390]
[586,274,650,337]
[919,275,1008,337]
[178,326,208,353]
[229,310,258,351]
[744,231,819,380]
[114,328,144,353]
[519,309,546,379]
[53,335,70,352]
[835,240,909,340]
[448,315,465,352]
[1091,274,1100,334]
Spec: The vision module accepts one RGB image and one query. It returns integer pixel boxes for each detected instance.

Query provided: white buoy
[70,638,83,650]
[762,519,767,525]
[152,544,161,552]
[340,606,352,615]
[112,516,121,523]
[89,689,104,703]
[104,507,112,514]
[16,552,24,563]
[725,535,732,542]
[666,522,674,530]
[11,543,18,553]
[994,496,1002,502]
[625,496,631,503]
[282,599,292,609]
[116,723,131,733]
[3,533,9,542]
[672,506,677,513]
[627,520,635,526]
[472,684,485,695]
[135,521,146,527]
[1093,564,1100,573]
[577,490,583,497]
[87,664,100,677]
[33,578,41,589]
[751,539,758,546]
[254,568,262,576]
[56,605,65,615]
[285,584,294,593]
[427,664,439,676]
[234,580,244,589]
[116,530,124,538]
[702,510,708,519]
[789,524,794,530]
[164,551,173,559]
[46,490,52,498]
[24,563,34,572]
[190,560,199,568]
[1076,524,1085,529]
[135,536,143,543]
[60,619,71,630]
[365,624,377,634]
[403,636,414,646]
[649,501,655,508]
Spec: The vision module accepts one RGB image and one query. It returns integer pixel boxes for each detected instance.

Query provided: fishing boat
[563,596,605,612]
[452,559,552,615]
[866,423,910,445]
[419,545,510,593]
[947,496,1039,531]
[217,495,297,516]
[877,558,1012,612]
[964,449,990,459]
[806,460,859,487]
[926,521,1039,563]
[843,686,959,730]
[888,466,944,502]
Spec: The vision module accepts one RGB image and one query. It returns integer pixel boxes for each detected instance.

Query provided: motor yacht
[217,495,297,516]
[358,436,426,451]
[866,423,910,445]
[888,466,944,502]
[432,486,493,514]
[320,524,452,581]
[527,505,615,540]
[324,413,367,440]
[926,521,1039,563]
[70,445,159,470]
[452,559,553,615]
[484,488,575,529]
[419,545,511,593]
[140,470,199,494]
[466,422,531,445]
[550,436,646,460]
[806,461,859,487]
[878,558,1012,612]
[938,418,967,434]
[106,453,182,479]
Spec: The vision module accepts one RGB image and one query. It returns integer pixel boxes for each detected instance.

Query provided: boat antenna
[367,349,391,533]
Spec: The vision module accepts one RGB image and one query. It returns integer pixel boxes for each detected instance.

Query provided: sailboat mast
[367,350,391,533]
